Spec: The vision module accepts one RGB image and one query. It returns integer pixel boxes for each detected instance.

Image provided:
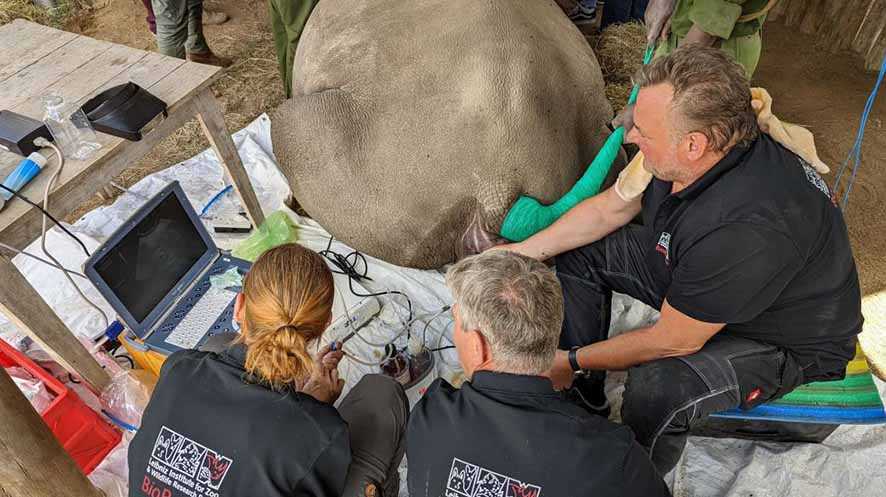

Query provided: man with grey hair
[497,46,862,474]
[406,250,670,497]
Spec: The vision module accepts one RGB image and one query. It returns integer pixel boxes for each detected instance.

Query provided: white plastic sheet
[0,114,883,496]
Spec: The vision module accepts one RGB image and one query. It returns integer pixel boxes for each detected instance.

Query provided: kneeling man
[500,46,863,474]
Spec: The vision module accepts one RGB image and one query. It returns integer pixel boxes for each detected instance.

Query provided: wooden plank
[0,35,112,111]
[0,19,78,82]
[0,255,110,391]
[0,367,104,497]
[0,98,202,251]
[195,88,266,227]
[0,59,216,247]
[11,43,151,120]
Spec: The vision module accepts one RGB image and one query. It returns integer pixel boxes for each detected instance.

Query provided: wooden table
[0,19,266,391]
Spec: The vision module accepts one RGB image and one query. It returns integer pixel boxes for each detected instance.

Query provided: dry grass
[588,22,647,112]
[0,0,93,30]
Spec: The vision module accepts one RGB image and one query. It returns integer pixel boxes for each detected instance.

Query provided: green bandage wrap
[499,46,654,242]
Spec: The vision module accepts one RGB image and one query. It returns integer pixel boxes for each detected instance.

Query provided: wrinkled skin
[645,0,677,47]
[272,0,615,268]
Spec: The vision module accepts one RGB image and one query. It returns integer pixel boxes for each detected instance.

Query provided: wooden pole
[0,255,110,392]
[0,367,104,497]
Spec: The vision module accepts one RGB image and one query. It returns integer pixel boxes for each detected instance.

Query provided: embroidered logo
[799,159,831,199]
[655,232,671,264]
[141,426,234,497]
[445,457,542,497]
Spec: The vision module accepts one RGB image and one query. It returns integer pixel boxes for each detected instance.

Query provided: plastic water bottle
[42,93,101,160]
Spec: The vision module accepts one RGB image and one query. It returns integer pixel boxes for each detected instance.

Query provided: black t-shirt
[407,372,671,497]
[640,134,862,381]
[129,345,350,497]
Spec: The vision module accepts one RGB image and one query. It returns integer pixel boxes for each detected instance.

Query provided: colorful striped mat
[712,345,886,424]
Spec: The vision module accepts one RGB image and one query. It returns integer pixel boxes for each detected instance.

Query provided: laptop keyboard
[164,286,237,349]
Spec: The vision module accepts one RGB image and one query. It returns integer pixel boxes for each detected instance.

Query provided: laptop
[85,181,380,356]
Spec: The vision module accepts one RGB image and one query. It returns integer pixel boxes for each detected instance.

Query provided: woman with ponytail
[129,244,409,497]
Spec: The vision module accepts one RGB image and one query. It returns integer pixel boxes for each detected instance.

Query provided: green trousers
[269,0,318,98]
[655,30,763,78]
[152,0,209,59]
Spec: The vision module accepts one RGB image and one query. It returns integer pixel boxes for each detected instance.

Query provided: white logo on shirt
[445,457,542,497]
[140,426,234,497]
[800,159,831,198]
[656,232,671,264]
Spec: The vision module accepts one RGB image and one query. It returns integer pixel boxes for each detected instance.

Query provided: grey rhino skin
[271,0,614,269]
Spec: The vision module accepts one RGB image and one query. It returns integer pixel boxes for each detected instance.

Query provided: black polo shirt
[129,345,350,497]
[640,134,862,381]
[407,372,671,497]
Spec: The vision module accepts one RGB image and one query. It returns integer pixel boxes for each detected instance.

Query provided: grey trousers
[338,374,409,497]
[151,0,209,58]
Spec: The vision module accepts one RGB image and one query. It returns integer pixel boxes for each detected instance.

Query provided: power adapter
[0,110,53,157]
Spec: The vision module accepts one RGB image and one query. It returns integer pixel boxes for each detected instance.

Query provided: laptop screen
[93,192,209,323]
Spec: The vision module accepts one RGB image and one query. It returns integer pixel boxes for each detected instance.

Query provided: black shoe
[568,372,611,418]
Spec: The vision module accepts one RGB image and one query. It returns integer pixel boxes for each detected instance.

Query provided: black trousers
[555,225,803,474]
[601,0,649,29]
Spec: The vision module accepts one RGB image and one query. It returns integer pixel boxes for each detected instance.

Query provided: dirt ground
[68,0,284,218]
[15,2,886,300]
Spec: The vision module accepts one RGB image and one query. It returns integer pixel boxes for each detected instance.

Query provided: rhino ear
[460,211,508,259]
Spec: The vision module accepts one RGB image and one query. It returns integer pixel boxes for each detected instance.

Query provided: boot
[187,48,232,68]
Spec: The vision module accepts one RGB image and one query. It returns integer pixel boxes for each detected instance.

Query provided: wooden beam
[0,367,104,497]
[194,88,266,228]
[0,255,109,391]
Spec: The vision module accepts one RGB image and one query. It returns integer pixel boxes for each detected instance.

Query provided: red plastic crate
[0,338,121,475]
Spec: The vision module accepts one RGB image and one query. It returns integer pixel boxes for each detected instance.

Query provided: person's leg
[337,375,409,497]
[629,0,649,22]
[555,224,662,350]
[621,334,803,474]
[152,0,188,58]
[184,0,209,55]
[142,0,157,35]
[270,0,318,98]
[601,0,632,29]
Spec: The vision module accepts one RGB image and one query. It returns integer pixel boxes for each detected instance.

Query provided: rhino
[272,0,618,268]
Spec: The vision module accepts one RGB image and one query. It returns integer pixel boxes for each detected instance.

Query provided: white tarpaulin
[1,114,884,496]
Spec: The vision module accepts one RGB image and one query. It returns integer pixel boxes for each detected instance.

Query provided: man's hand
[682,24,720,47]
[645,0,677,46]
[302,344,345,404]
[547,350,576,391]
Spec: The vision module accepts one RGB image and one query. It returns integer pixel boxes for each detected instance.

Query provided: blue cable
[832,52,886,210]
[200,184,234,217]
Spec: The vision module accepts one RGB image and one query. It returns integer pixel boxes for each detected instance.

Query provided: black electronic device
[0,110,53,157]
[80,82,167,141]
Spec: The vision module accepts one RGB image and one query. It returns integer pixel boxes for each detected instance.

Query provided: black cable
[0,183,91,257]
[318,235,414,323]
[114,353,135,369]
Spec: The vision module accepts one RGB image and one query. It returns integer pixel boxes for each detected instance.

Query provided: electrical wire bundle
[832,51,886,210]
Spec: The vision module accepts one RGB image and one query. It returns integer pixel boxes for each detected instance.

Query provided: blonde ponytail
[235,244,333,390]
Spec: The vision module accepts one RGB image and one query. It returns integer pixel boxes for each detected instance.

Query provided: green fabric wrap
[499,47,653,242]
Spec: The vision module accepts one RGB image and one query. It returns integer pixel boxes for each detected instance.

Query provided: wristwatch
[568,346,582,372]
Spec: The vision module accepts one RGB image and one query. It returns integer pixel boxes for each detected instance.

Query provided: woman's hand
[303,344,345,404]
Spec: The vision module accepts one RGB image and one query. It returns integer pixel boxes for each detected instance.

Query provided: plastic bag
[100,369,157,431]
[231,210,299,262]
[6,366,54,413]
[210,266,244,290]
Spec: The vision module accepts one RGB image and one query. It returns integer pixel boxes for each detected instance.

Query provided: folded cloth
[615,87,830,201]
